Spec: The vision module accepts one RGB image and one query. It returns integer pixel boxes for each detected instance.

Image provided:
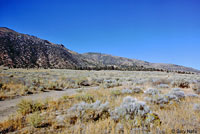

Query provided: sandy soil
[0,86,98,122]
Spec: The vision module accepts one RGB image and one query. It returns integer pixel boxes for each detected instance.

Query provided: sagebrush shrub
[144,88,161,96]
[186,94,199,98]
[110,96,161,128]
[67,100,110,123]
[168,89,185,100]
[157,84,169,88]
[110,90,121,96]
[132,87,143,93]
[191,83,200,94]
[75,93,95,103]
[145,94,169,106]
[151,78,171,86]
[121,89,133,94]
[171,79,190,88]
[193,104,200,112]
[145,88,186,107]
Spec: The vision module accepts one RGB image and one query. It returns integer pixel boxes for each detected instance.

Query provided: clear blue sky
[1,0,200,69]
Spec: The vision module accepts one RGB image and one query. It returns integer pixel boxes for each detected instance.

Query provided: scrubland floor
[0,69,200,134]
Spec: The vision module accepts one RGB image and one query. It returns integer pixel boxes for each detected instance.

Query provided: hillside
[0,27,200,73]
[82,52,200,73]
[0,27,95,69]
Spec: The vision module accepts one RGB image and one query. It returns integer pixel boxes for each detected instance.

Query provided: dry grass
[0,69,200,133]
[0,114,25,133]
[155,98,200,133]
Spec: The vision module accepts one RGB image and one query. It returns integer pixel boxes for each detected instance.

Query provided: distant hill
[0,27,199,73]
[82,52,200,73]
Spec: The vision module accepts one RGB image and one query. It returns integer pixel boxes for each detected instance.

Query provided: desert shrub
[171,88,181,92]
[104,79,113,83]
[20,86,30,94]
[145,94,169,106]
[171,79,190,88]
[75,93,95,103]
[17,100,33,115]
[17,99,44,115]
[145,88,185,107]
[186,94,199,98]
[121,89,133,94]
[29,86,36,91]
[67,100,110,123]
[150,78,171,86]
[61,95,74,102]
[79,80,91,86]
[116,88,143,95]
[28,112,43,128]
[164,94,179,102]
[191,83,200,94]
[104,83,122,88]
[110,96,161,128]
[88,78,101,86]
[144,88,161,96]
[110,90,121,96]
[65,78,76,85]
[191,83,198,90]
[135,79,148,86]
[168,89,185,100]
[157,84,169,88]
[48,82,60,90]
[95,78,104,84]
[38,86,46,92]
[32,78,41,87]
[132,87,143,93]
[145,93,180,108]
[193,104,200,112]
[104,79,122,88]
[126,78,133,81]
[76,77,91,86]
[116,123,124,133]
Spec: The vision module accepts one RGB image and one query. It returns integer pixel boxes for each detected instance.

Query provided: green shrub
[17,99,44,115]
[28,112,43,128]
[110,90,121,96]
[75,94,95,103]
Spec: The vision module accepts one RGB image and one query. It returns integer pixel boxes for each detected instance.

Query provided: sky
[0,0,200,69]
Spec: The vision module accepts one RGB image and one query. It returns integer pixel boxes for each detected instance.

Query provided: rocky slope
[0,27,199,73]
[0,27,95,69]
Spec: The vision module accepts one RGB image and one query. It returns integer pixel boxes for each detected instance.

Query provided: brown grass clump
[0,115,25,133]
[0,83,26,100]
[17,99,45,115]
